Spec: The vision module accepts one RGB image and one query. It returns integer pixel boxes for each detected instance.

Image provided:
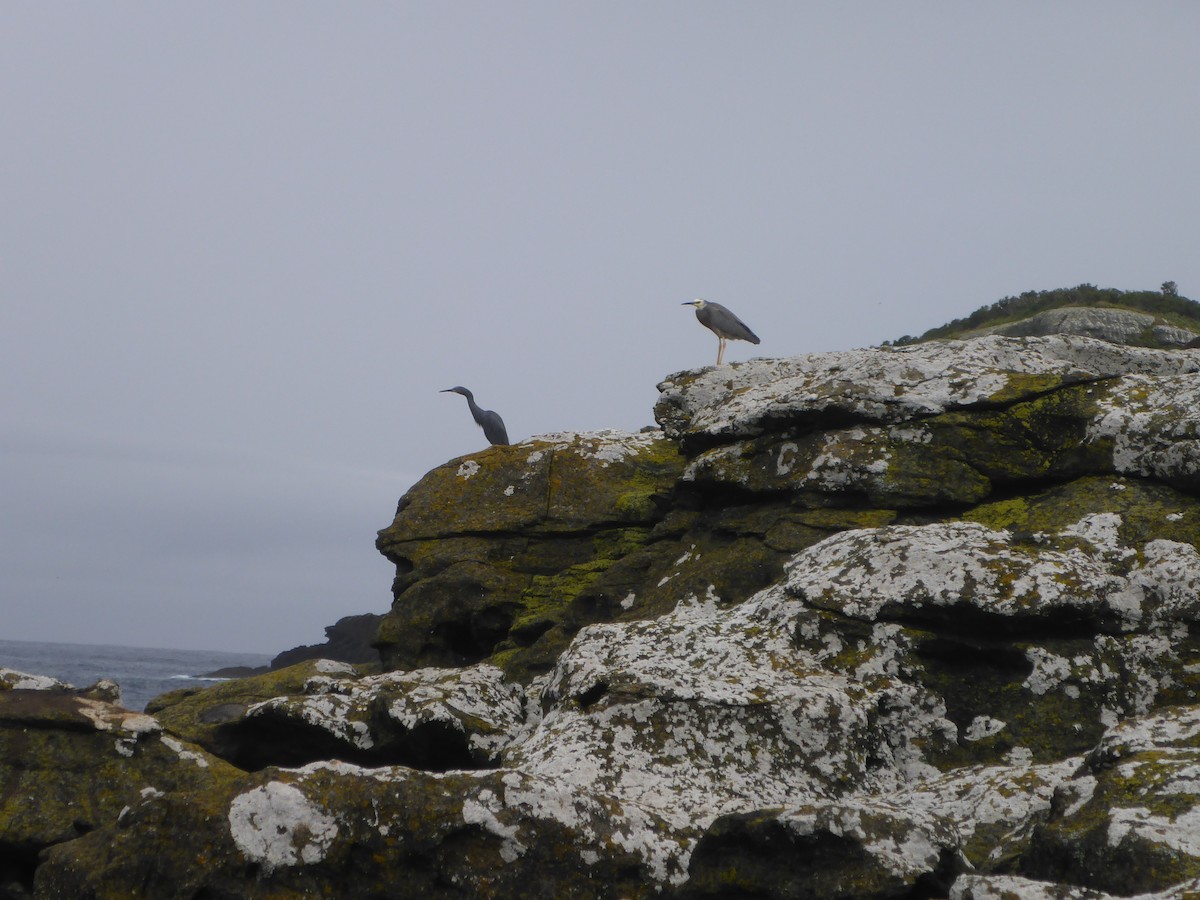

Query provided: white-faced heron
[440,387,510,446]
[682,298,760,365]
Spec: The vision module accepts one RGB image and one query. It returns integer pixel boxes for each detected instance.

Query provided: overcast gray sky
[4,3,1198,655]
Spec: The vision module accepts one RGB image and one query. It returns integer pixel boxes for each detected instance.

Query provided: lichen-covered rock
[374,430,689,678]
[0,684,240,895]
[679,369,1200,507]
[950,873,1124,899]
[0,668,72,692]
[871,758,1082,870]
[227,662,528,770]
[1088,375,1200,490]
[787,517,1200,632]
[1020,707,1200,894]
[147,658,361,767]
[681,799,964,899]
[35,760,679,899]
[379,429,683,541]
[655,335,1200,445]
[982,305,1199,347]
[512,595,900,823]
[790,508,1200,766]
[22,334,1200,897]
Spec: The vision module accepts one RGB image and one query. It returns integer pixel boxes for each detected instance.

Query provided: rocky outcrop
[11,334,1200,898]
[0,677,240,895]
[373,429,698,681]
[978,306,1199,347]
[267,612,383,670]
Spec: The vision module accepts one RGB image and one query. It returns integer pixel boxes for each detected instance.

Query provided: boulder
[0,676,239,895]
[1020,706,1200,894]
[654,335,1200,446]
[373,430,689,680]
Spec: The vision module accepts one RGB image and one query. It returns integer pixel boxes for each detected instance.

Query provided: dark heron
[682,298,760,365]
[440,386,510,446]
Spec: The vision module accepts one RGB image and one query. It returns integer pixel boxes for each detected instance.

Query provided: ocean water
[0,639,273,712]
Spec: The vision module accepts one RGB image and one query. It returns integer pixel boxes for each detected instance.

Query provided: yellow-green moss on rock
[0,689,241,885]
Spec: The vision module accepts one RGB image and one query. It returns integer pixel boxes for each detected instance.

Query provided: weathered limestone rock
[1020,706,1200,894]
[981,305,1199,347]
[19,334,1200,897]
[146,658,361,769]
[655,335,1200,446]
[36,760,676,899]
[682,799,964,899]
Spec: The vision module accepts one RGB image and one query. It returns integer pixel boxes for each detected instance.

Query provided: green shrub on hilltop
[893,283,1200,346]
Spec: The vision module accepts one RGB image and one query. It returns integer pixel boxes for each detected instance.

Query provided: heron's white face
[683,298,707,309]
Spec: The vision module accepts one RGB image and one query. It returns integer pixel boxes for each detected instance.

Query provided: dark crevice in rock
[0,842,40,899]
[681,814,890,899]
[211,716,484,773]
[508,618,555,645]
[433,609,515,664]
[674,408,869,454]
[543,445,556,520]
[796,597,1108,646]
[911,849,968,899]
[883,604,1119,642]
[913,635,1034,677]
[211,717,377,771]
[575,682,608,709]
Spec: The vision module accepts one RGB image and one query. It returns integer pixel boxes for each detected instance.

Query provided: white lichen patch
[1105,803,1200,854]
[161,735,211,768]
[521,429,661,467]
[786,514,1200,642]
[964,716,1007,742]
[248,694,374,750]
[313,659,357,676]
[806,428,892,490]
[658,335,1199,441]
[950,873,1123,899]
[384,663,527,759]
[228,781,338,873]
[456,460,480,479]
[1023,648,1075,696]
[1086,375,1200,483]
[774,798,959,881]
[462,789,526,862]
[682,425,899,495]
[896,759,1079,850]
[244,663,527,762]
[501,577,962,886]
[1092,706,1200,761]
[74,697,162,738]
[0,668,70,691]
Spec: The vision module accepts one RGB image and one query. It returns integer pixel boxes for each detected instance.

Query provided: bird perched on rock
[440,386,510,446]
[682,299,760,365]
